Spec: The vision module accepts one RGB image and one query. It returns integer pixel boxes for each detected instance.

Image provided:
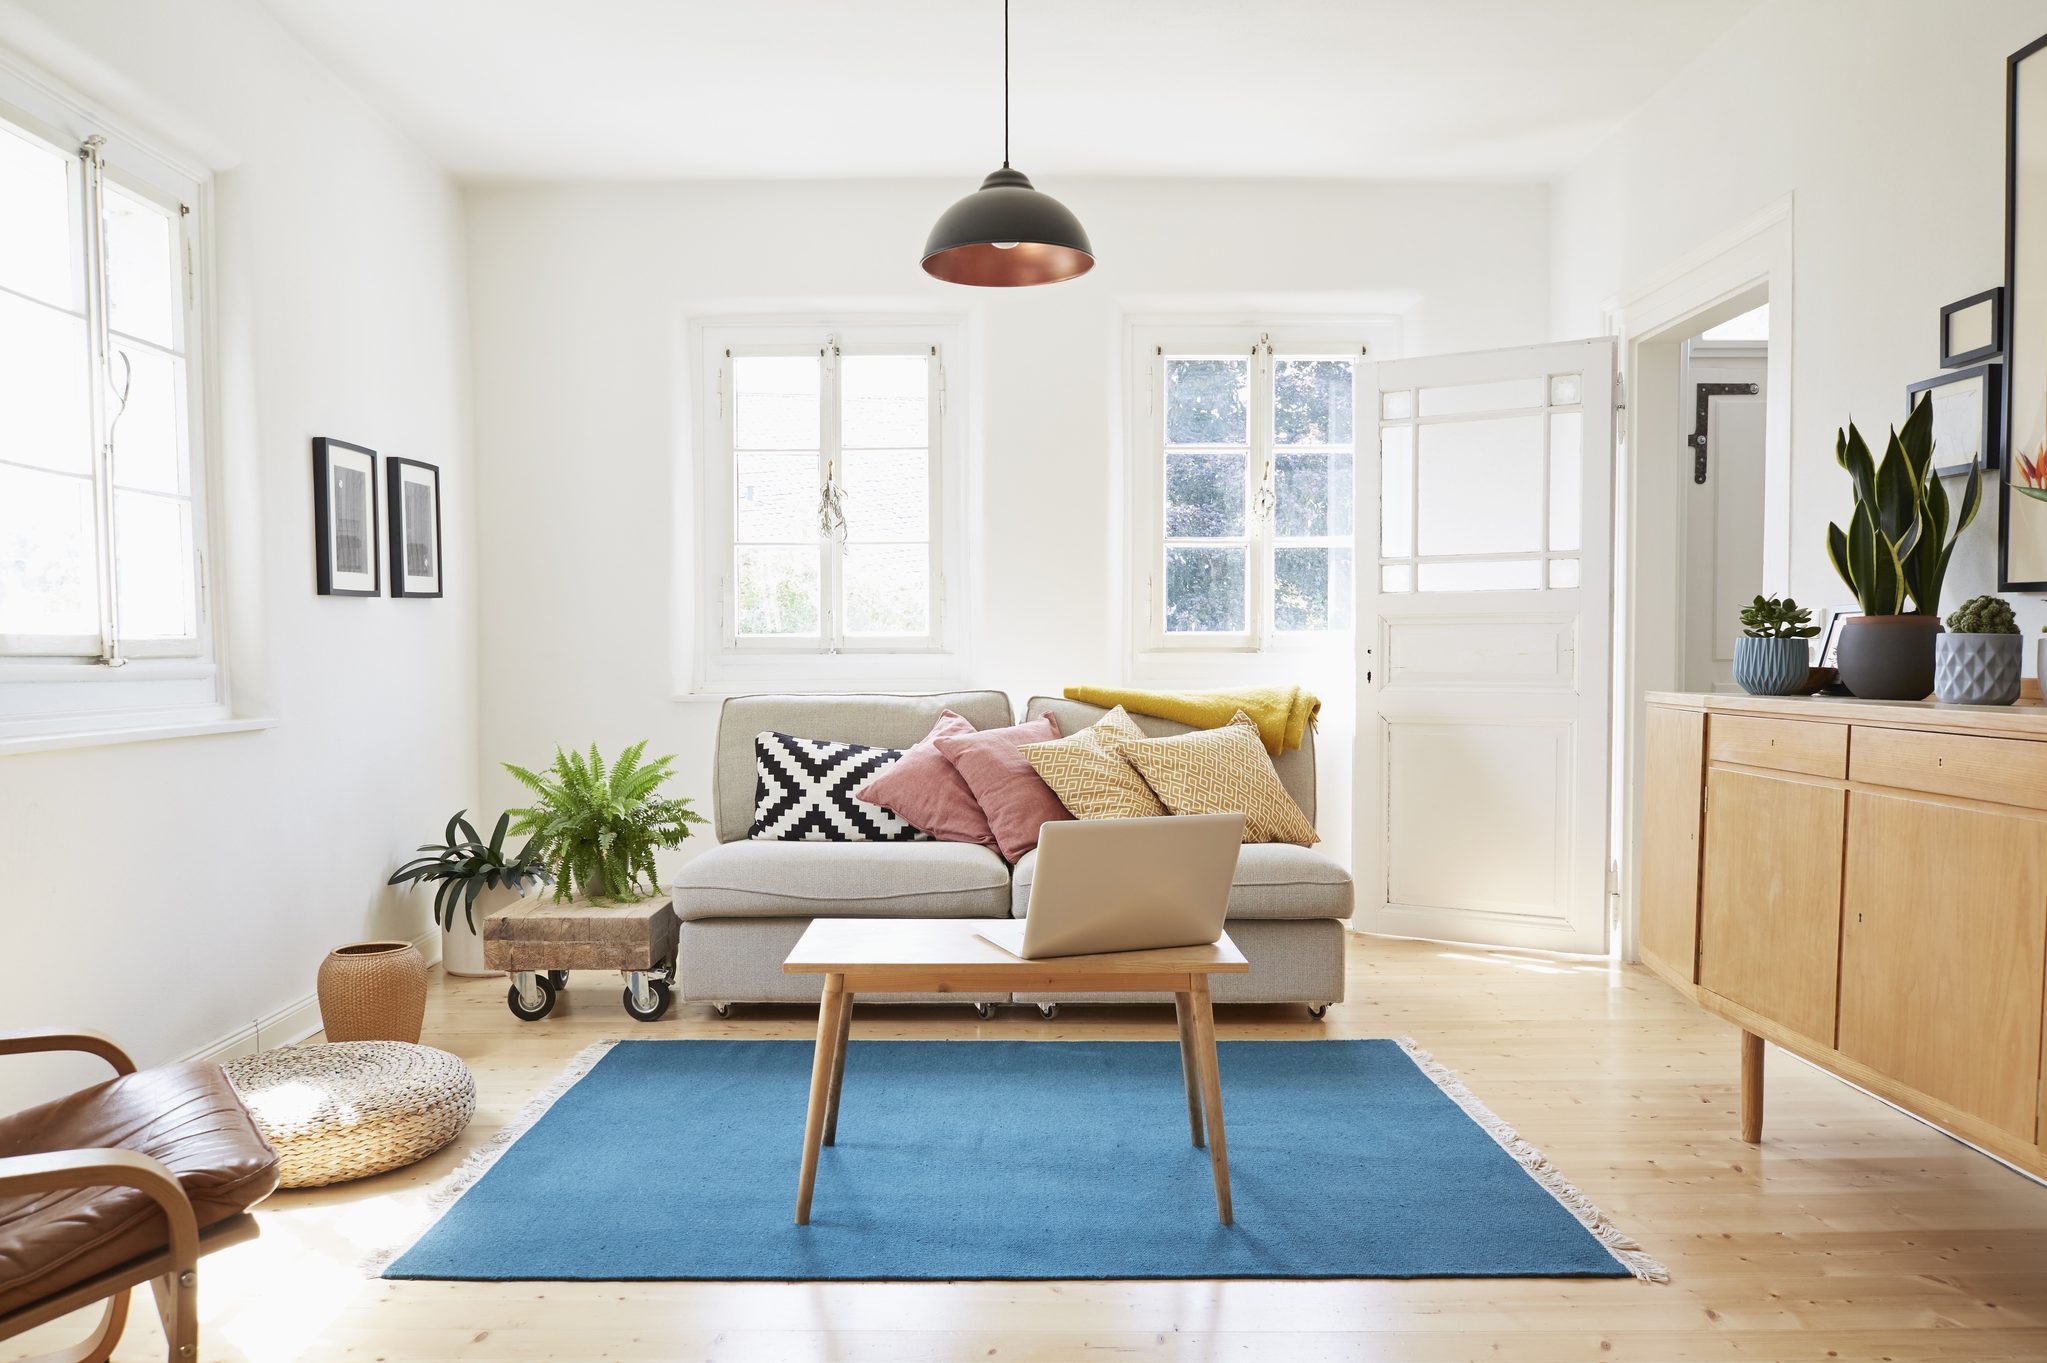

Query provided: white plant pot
[443,883,537,978]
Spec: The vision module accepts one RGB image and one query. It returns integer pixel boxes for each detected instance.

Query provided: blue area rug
[380,1039,1659,1282]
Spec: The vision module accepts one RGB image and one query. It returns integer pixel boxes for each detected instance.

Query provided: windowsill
[0,714,276,757]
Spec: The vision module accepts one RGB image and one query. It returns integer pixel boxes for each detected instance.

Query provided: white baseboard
[185,927,443,1066]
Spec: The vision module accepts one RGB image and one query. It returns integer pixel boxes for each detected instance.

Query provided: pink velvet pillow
[855,711,995,846]
[933,714,1071,861]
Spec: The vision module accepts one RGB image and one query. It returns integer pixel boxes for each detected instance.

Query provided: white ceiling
[256,0,1754,183]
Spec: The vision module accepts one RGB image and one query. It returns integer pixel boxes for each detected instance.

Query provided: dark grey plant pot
[1733,636,1811,696]
[1836,614,1941,701]
[1934,632,2022,705]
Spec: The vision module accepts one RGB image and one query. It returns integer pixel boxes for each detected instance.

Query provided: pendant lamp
[921,0,1094,286]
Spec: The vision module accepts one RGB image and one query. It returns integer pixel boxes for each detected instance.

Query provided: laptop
[977,813,1244,960]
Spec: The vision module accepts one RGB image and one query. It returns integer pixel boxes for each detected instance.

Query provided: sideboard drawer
[1850,726,2047,810]
[1708,715,1847,779]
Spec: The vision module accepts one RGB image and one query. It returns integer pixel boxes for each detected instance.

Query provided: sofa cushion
[1019,705,1167,820]
[674,840,1012,921]
[749,732,930,842]
[854,711,997,847]
[1027,696,1316,824]
[1119,713,1319,846]
[1010,842,1353,922]
[932,714,1072,862]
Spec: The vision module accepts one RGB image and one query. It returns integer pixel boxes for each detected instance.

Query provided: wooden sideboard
[1641,691,2047,1178]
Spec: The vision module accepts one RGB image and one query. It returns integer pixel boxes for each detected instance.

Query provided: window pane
[110,344,187,494]
[1165,358,1248,445]
[735,452,816,543]
[840,355,927,448]
[1381,563,1413,593]
[843,544,929,635]
[1380,424,1414,558]
[1274,546,1353,632]
[1417,377,1546,417]
[0,290,91,474]
[1549,557,1581,589]
[1417,559,1543,592]
[0,122,76,310]
[1165,450,1245,538]
[842,449,927,541]
[103,185,177,349]
[1416,414,1545,556]
[734,546,819,636]
[1548,411,1583,552]
[1164,546,1246,633]
[113,491,193,639]
[1273,359,1353,445]
[1549,373,1582,406]
[0,465,98,637]
[1274,451,1354,538]
[732,356,819,450]
[1381,390,1413,420]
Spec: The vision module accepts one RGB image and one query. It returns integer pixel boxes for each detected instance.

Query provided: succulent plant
[1738,594,1819,640]
[1945,594,2019,635]
[1826,393,1983,617]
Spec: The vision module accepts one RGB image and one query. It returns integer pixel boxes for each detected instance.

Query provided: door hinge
[1689,382,1760,484]
[1701,785,1710,813]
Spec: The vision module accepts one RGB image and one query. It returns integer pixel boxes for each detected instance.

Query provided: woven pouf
[223,1041,476,1188]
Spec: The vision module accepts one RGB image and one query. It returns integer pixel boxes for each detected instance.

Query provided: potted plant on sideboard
[1824,394,1982,700]
[1734,594,1820,696]
[506,741,706,902]
[387,810,550,977]
[1936,595,2022,706]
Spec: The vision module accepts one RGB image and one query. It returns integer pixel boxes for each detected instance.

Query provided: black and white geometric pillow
[749,731,932,842]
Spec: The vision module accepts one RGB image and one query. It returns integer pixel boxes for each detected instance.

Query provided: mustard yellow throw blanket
[1062,685,1320,755]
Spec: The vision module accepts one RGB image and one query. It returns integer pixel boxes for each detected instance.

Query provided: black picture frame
[1818,608,1861,670]
[2000,31,2047,592]
[1939,287,2004,367]
[1908,363,2003,478]
[311,437,379,597]
[386,456,444,599]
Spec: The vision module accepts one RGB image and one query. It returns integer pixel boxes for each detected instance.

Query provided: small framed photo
[312,437,379,597]
[387,457,443,598]
[1908,363,2003,477]
[1940,287,2004,367]
[1818,608,1862,670]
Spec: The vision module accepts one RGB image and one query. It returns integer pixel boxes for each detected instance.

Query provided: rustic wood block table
[483,894,678,1023]
[782,917,1250,1226]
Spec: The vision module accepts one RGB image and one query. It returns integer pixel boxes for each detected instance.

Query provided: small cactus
[1945,594,2019,635]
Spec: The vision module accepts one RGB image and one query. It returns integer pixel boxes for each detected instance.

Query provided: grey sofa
[671,691,1350,1017]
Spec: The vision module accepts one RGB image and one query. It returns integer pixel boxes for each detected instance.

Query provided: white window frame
[0,55,232,747]
[690,318,969,694]
[1127,319,1396,657]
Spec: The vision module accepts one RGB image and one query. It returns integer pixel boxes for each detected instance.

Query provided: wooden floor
[20,934,2047,1362]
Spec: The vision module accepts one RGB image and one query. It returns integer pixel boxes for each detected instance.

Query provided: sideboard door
[1640,705,1706,985]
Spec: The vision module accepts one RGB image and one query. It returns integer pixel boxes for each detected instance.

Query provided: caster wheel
[1038,1003,1060,1020]
[1307,1003,1330,1021]
[711,1003,733,1019]
[974,1003,998,1020]
[548,970,569,991]
[507,975,557,1021]
[624,980,673,1023]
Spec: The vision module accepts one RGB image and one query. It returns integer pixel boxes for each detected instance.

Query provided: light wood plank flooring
[18,934,2047,1362]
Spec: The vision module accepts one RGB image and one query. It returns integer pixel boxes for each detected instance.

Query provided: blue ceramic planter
[1733,636,1811,696]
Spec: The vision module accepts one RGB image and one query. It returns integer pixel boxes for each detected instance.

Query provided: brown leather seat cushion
[0,1061,279,1319]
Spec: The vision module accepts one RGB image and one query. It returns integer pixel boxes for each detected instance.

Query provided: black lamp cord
[1002,0,1010,169]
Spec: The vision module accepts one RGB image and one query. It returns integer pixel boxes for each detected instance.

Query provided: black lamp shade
[921,166,1094,287]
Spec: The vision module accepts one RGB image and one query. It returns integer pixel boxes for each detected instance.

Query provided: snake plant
[387,810,549,934]
[1825,393,1982,617]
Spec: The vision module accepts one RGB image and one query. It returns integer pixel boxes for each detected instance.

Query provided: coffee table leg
[795,972,846,1224]
[824,988,855,1146]
[1189,975,1232,1225]
[1173,990,1205,1148]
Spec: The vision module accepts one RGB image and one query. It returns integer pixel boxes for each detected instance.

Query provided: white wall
[1552,0,2047,635]
[466,177,1552,876]
[0,0,475,1108]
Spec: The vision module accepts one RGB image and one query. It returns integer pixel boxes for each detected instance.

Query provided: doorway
[1679,304,1770,693]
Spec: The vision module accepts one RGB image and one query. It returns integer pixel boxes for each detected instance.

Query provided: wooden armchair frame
[0,1030,259,1363]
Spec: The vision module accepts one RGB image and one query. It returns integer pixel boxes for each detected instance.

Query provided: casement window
[1132,323,1389,653]
[694,321,966,691]
[0,65,231,746]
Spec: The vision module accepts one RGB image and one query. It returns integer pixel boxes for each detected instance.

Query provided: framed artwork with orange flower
[2000,32,2047,591]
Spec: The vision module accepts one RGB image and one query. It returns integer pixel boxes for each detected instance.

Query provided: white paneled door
[1355,340,1617,953]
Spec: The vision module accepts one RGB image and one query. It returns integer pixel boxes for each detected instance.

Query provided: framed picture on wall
[1907,364,2002,478]
[312,437,379,597]
[2001,32,2047,590]
[387,457,443,598]
[1939,287,2004,368]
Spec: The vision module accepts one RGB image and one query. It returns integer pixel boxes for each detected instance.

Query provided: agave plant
[504,741,705,903]
[1825,393,1983,616]
[387,810,549,934]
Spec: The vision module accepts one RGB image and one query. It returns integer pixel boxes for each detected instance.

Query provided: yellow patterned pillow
[1118,711,1318,845]
[1019,706,1166,819]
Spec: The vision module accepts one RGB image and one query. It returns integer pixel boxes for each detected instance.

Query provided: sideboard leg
[1739,1030,1765,1143]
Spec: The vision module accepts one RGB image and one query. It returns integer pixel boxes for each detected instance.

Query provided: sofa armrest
[0,1029,137,1077]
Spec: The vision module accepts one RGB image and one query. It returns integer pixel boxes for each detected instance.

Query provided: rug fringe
[1395,1036,1670,1284]
[360,1038,619,1274]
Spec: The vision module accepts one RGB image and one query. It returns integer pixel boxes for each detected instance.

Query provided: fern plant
[504,741,705,903]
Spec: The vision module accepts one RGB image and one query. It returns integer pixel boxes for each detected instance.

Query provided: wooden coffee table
[782,917,1250,1226]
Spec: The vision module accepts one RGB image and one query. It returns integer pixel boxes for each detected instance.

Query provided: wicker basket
[317,940,428,1043]
[223,1041,475,1188]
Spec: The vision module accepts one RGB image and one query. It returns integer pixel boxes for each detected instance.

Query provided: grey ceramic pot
[1733,636,1811,696]
[1934,632,2022,705]
[1836,614,1941,701]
